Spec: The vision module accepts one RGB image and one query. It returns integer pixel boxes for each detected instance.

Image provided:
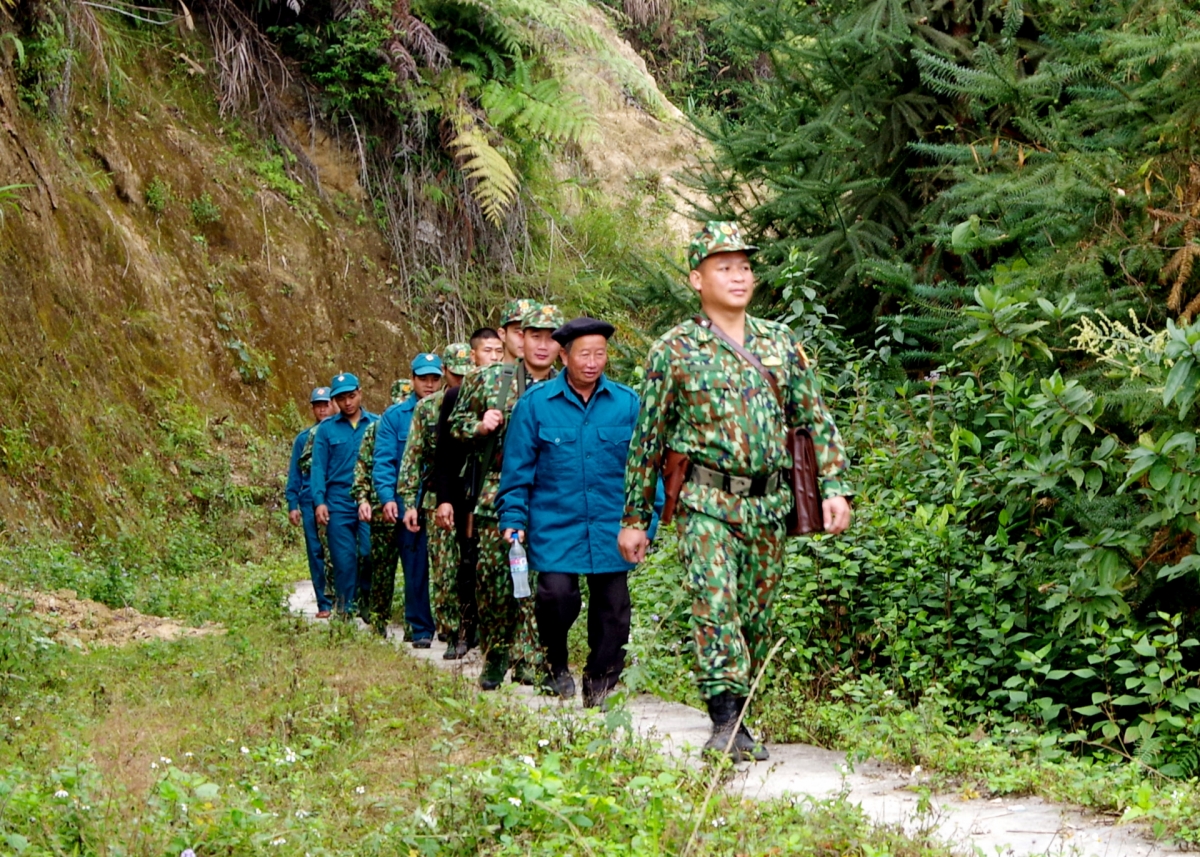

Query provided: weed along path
[288,582,1180,857]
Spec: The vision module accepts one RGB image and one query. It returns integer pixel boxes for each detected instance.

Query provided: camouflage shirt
[397,390,444,512]
[299,420,321,475]
[351,421,381,510]
[622,314,850,529]
[450,361,557,518]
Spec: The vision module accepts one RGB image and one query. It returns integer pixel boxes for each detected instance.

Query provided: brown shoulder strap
[695,315,786,412]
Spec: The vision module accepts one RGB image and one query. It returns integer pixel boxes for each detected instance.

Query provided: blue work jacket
[311,409,378,510]
[285,424,315,511]
[372,394,418,510]
[497,372,660,574]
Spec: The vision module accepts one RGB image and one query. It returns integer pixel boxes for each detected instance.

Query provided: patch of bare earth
[2,586,222,649]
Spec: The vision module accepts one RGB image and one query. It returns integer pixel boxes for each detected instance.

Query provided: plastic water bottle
[509,536,531,599]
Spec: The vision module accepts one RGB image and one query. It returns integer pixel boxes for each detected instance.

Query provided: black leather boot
[732,696,769,761]
[703,693,750,761]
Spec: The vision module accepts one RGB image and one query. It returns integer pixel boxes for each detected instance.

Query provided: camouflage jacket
[450,361,557,519]
[299,420,321,475]
[622,314,850,529]
[351,421,381,510]
[397,390,443,512]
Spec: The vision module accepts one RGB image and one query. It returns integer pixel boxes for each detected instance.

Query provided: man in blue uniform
[497,317,660,706]
[359,353,443,643]
[311,373,378,616]
[286,386,338,618]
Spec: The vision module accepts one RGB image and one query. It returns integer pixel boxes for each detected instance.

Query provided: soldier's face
[412,373,442,399]
[333,388,361,418]
[474,337,504,367]
[498,323,524,359]
[312,401,336,421]
[689,251,755,312]
[561,335,608,389]
[522,328,560,372]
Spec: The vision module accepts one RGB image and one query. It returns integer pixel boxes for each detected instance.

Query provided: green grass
[0,535,960,856]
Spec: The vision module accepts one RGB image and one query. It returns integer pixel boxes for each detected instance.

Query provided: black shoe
[539,668,576,699]
[442,636,461,660]
[581,676,616,709]
[411,638,433,649]
[480,652,509,691]
[454,637,470,659]
[703,693,752,762]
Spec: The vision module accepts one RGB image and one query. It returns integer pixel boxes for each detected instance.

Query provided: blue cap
[329,372,360,397]
[411,353,444,376]
[310,386,331,403]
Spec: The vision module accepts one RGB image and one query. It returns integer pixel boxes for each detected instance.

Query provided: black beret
[552,316,615,345]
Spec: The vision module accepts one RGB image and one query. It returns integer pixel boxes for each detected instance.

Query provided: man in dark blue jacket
[286,386,338,617]
[311,373,378,616]
[497,317,659,706]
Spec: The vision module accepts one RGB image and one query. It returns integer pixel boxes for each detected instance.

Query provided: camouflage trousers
[677,509,785,700]
[364,520,403,635]
[318,523,335,607]
[428,516,460,638]
[476,518,541,668]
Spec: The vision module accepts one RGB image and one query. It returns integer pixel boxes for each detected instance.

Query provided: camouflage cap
[443,342,474,375]
[500,298,538,327]
[687,220,758,271]
[521,303,565,331]
[390,378,413,404]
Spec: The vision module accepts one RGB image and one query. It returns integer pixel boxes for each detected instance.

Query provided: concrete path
[288,581,1180,856]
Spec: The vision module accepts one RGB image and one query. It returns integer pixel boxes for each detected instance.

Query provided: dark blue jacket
[372,395,418,510]
[311,409,378,511]
[497,372,660,574]
[285,424,315,512]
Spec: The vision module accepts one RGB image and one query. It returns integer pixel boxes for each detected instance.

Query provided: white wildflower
[240,746,250,754]
[418,807,437,830]
[160,756,172,765]
[295,809,310,819]
[537,739,550,748]
[507,797,522,807]
[150,762,158,770]
[710,816,727,827]
[54,789,69,799]
[184,752,194,759]
[519,755,536,768]
[270,837,286,846]
[355,786,366,795]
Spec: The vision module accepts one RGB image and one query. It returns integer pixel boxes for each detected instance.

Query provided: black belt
[688,463,782,497]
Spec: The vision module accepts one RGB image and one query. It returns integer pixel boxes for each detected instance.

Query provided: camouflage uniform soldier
[620,221,852,762]
[451,303,564,689]
[391,378,414,404]
[399,343,475,656]
[351,420,399,629]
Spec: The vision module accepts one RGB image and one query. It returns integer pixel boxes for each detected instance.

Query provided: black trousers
[536,571,630,686]
[453,502,479,639]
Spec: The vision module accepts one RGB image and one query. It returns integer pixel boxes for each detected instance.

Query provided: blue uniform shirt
[311,409,378,510]
[372,394,419,509]
[497,372,660,575]
[285,424,315,512]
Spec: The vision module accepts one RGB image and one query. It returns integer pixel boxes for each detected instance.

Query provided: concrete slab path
[288,581,1181,856]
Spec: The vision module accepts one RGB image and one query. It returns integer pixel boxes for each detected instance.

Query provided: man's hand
[618,527,650,564]
[288,509,302,527]
[435,503,455,530]
[316,504,330,526]
[823,495,852,535]
[382,501,399,524]
[478,409,504,435]
[403,508,420,533]
[502,528,525,543]
[358,501,373,523]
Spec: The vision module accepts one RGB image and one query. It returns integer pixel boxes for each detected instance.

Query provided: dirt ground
[2,586,222,650]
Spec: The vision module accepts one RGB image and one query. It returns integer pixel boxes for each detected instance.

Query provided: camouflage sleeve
[450,371,484,442]
[299,424,317,474]
[622,340,675,529]
[351,422,378,506]
[787,333,852,498]
[396,404,429,510]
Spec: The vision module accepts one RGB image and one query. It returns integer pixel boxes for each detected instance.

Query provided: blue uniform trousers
[301,501,332,612]
[326,507,371,615]
[399,525,435,640]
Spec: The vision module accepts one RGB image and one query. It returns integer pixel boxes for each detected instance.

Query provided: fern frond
[449,125,520,227]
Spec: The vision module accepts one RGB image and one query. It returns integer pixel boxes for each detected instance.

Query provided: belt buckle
[728,475,752,496]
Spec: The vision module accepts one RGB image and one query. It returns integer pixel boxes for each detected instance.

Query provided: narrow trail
[288,581,1180,857]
